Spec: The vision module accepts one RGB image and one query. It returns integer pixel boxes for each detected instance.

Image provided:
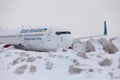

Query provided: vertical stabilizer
[104,21,107,36]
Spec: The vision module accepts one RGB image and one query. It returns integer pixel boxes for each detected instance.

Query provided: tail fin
[104,21,107,36]
[75,21,108,40]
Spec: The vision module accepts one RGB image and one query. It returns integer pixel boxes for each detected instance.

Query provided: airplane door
[47,30,52,41]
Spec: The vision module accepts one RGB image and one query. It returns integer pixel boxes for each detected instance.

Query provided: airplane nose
[61,35,73,48]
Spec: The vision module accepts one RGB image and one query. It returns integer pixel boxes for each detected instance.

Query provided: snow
[0,37,120,80]
[112,38,120,50]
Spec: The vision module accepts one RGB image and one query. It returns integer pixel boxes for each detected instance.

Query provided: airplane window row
[56,31,71,35]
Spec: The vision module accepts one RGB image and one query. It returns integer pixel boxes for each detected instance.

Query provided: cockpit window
[56,31,71,35]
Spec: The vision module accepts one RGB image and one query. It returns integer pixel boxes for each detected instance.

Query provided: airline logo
[20,28,47,33]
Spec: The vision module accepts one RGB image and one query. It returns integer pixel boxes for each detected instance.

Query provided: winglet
[104,20,107,36]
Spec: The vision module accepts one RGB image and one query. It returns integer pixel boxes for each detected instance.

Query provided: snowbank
[73,38,119,54]
[0,37,120,80]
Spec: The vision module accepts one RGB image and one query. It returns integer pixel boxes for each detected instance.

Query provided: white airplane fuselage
[0,27,73,51]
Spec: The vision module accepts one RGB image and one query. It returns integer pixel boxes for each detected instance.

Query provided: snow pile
[98,38,119,54]
[112,37,120,50]
[72,39,96,53]
[73,38,119,54]
[0,37,120,80]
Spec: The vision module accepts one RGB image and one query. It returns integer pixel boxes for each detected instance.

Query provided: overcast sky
[0,0,120,38]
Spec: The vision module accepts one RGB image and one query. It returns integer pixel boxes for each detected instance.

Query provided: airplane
[0,21,107,51]
[0,26,73,51]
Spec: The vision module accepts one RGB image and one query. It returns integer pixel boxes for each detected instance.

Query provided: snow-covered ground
[0,37,120,80]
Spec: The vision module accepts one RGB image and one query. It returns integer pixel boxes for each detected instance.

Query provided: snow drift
[0,37,120,80]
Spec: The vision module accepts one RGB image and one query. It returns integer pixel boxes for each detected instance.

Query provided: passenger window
[56,31,71,35]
